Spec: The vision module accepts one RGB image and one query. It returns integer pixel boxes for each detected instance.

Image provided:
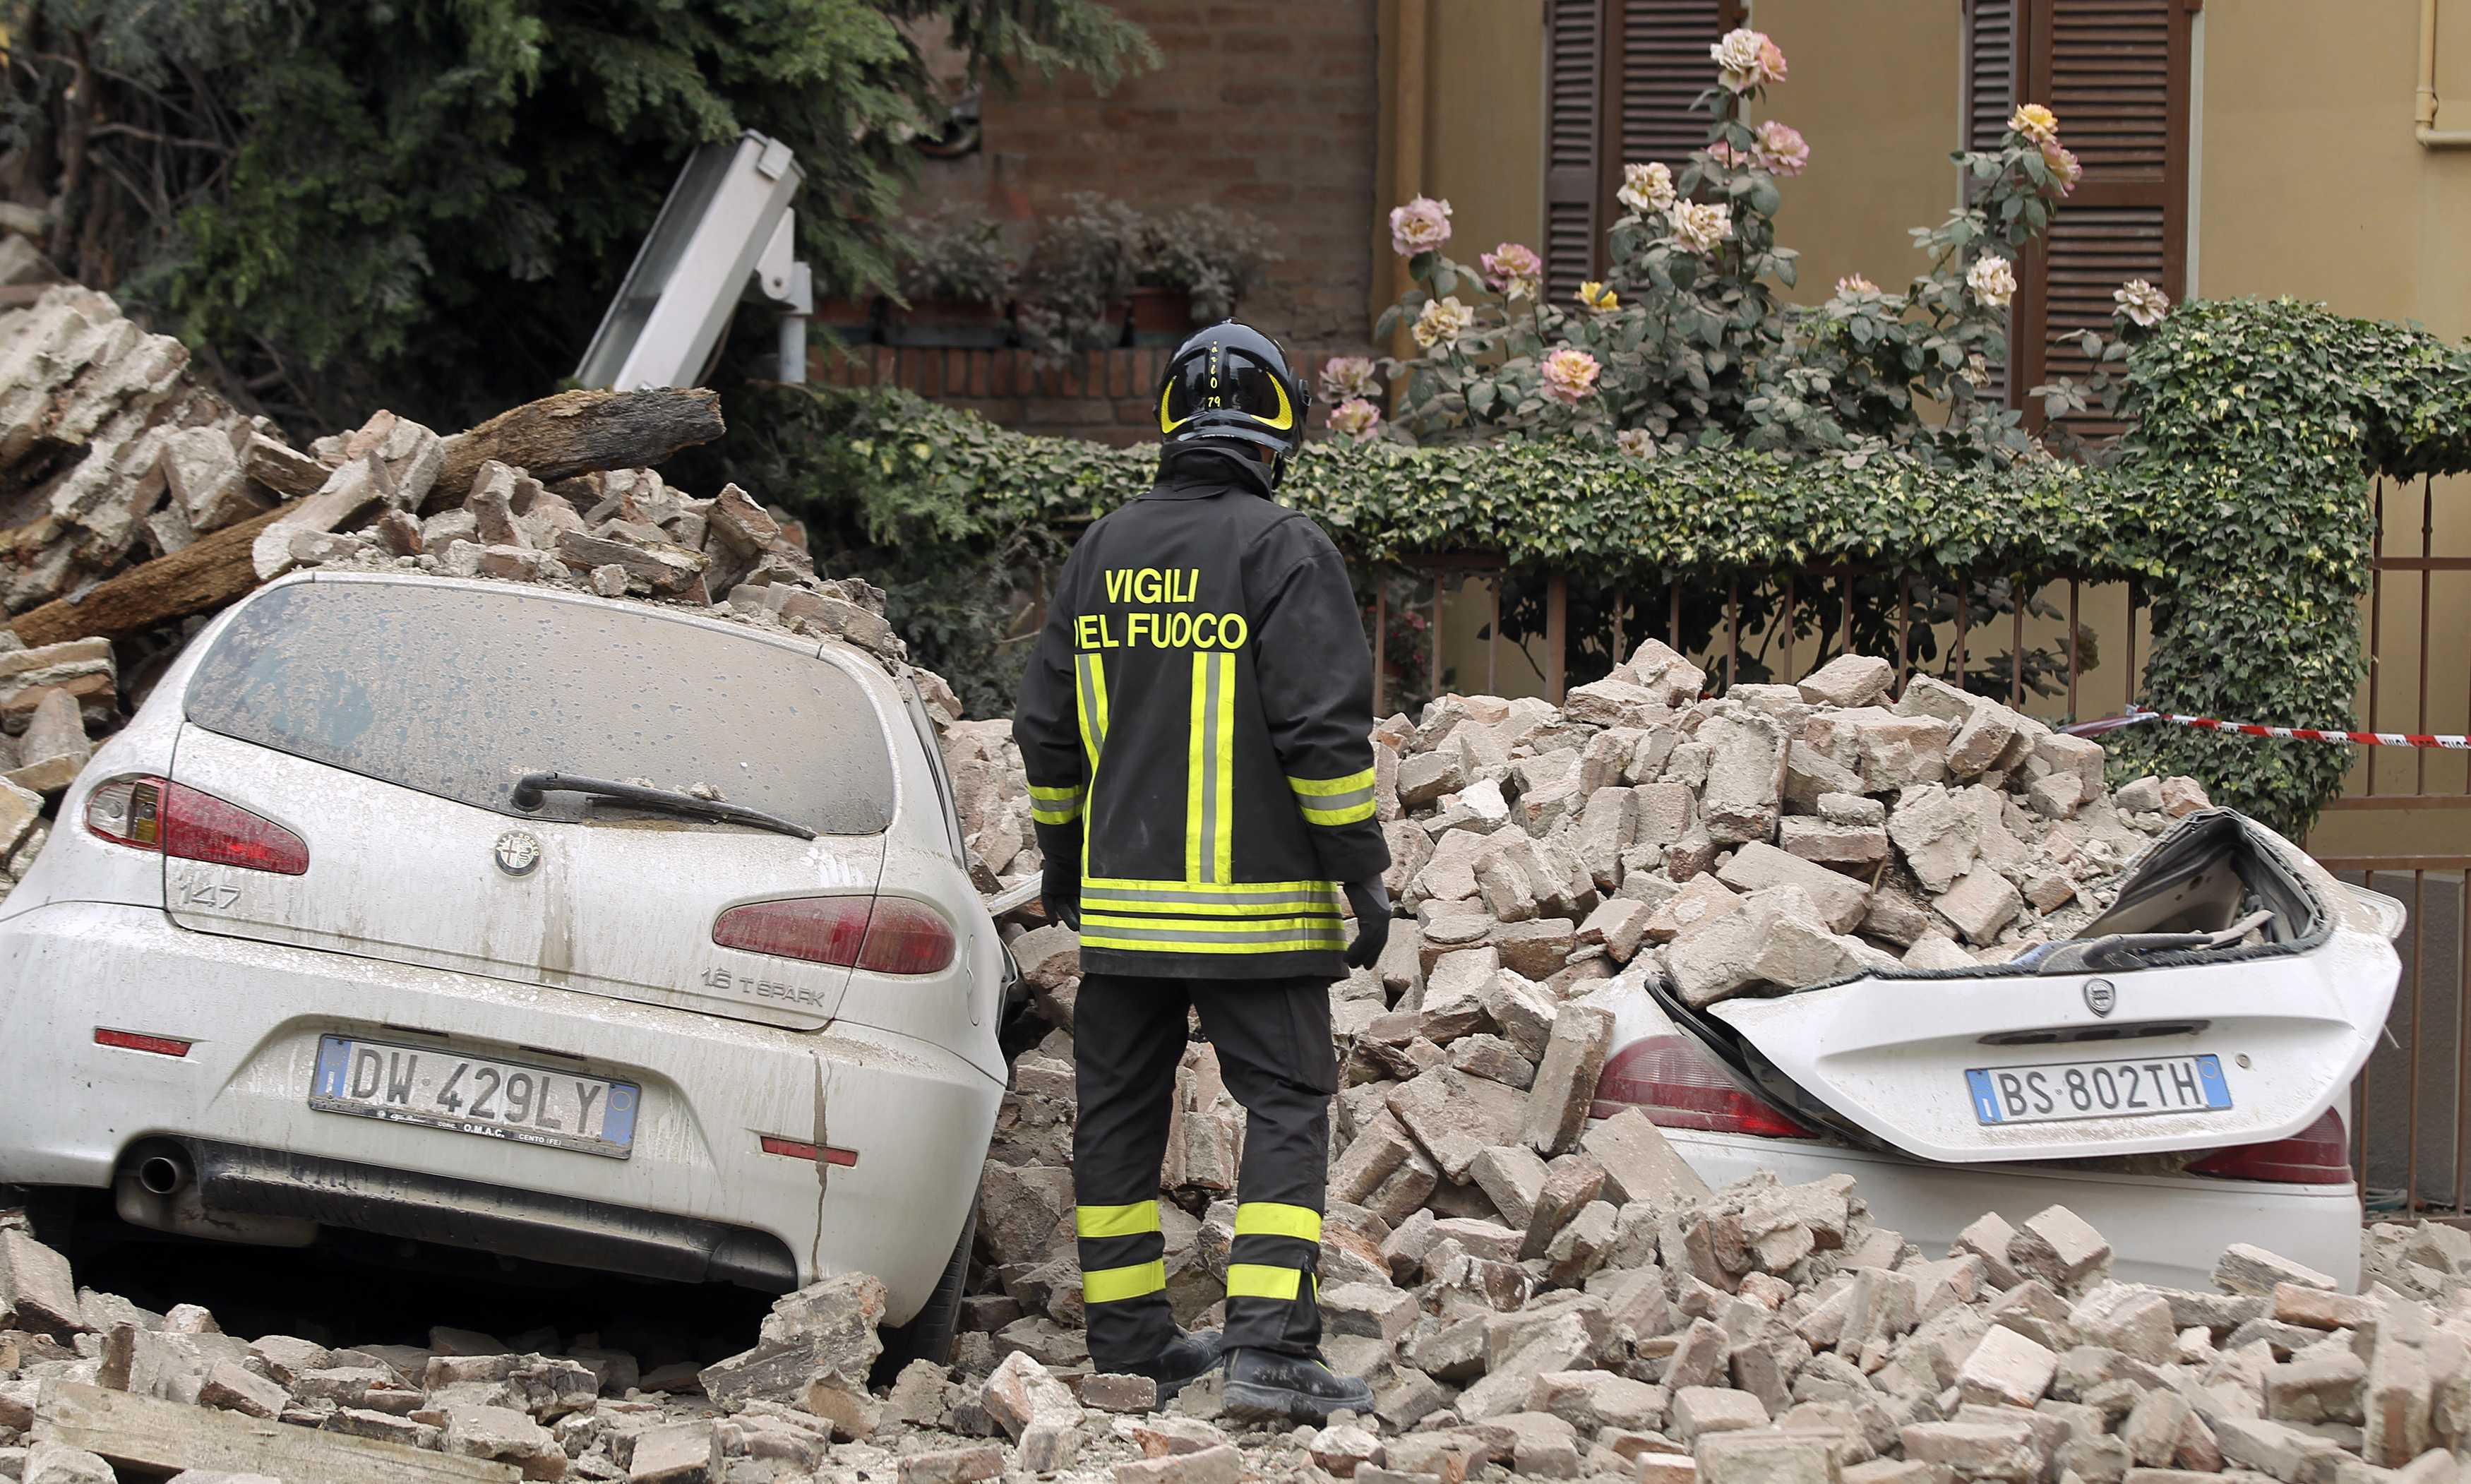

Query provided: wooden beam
[433,387,726,508]
[6,503,297,647]
[1545,571,1568,702]
[37,1382,520,1483]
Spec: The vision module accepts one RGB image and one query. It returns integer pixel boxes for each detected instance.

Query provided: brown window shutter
[1543,0,1605,301]
[2011,0,2191,438]
[1963,0,2021,404]
[1543,0,1742,301]
[1964,0,2020,155]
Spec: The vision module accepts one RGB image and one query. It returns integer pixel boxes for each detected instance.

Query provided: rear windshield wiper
[510,772,817,841]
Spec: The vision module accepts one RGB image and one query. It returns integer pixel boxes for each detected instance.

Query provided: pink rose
[1388,196,1453,256]
[1480,241,1545,299]
[1540,346,1602,405]
[1754,120,1809,176]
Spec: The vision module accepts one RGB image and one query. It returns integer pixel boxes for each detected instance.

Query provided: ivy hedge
[726,297,2471,834]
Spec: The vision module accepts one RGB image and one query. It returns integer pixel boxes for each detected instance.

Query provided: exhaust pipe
[114,1143,316,1248]
[136,1149,191,1197]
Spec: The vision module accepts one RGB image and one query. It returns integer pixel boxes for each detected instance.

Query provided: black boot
[1221,1346,1374,1423]
[1122,1328,1228,1401]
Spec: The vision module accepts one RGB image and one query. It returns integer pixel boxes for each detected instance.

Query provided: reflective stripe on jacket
[1015,453,1389,980]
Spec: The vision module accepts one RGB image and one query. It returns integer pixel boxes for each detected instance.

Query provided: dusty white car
[1594,810,2400,1289]
[0,572,1005,1358]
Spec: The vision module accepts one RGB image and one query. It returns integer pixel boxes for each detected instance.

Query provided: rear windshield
[186,580,895,834]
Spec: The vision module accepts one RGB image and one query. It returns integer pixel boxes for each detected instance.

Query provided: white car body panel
[164,725,882,1030]
[1588,900,2379,1294]
[1704,928,2394,1163]
[0,573,1005,1320]
[1653,1125,2364,1291]
[1702,814,2400,1164]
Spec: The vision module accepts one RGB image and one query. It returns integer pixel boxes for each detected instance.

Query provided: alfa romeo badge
[494,829,542,878]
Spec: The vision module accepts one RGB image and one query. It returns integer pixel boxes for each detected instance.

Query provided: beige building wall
[1375,0,1547,328]
[1425,0,1547,283]
[1756,0,1964,303]
[1389,3,2471,858]
[2198,0,2471,854]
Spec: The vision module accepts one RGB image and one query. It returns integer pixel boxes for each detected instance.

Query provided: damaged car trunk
[1653,810,2405,1165]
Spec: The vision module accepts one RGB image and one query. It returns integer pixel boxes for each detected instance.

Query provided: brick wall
[817,345,1352,446]
[913,0,1381,353]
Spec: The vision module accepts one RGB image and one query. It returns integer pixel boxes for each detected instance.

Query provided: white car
[0,571,1005,1360]
[1592,809,2401,1290]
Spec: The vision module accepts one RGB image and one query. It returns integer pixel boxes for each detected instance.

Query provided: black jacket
[1016,451,1389,980]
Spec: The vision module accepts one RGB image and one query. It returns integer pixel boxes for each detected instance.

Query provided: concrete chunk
[1522,1004,1614,1156]
[1934,868,2023,945]
[1799,654,1894,709]
[2215,1243,2337,1298]
[899,1446,1005,1484]
[1580,1108,1713,1204]
[0,1231,85,1338]
[1699,711,1787,845]
[1671,1387,1771,1443]
[1716,843,1869,933]
[1957,1324,2058,1408]
[1468,1144,1551,1228]
[2007,1206,2112,1291]
[1389,1066,1530,1181]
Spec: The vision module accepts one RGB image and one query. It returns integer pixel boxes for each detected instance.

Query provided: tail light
[1592,1034,1814,1138]
[2188,1108,2352,1186]
[713,896,956,975]
[85,776,309,876]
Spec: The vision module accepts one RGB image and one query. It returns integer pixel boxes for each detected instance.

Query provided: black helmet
[1156,320,1310,488]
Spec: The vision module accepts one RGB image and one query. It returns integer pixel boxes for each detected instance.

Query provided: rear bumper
[1661,1125,2364,1291]
[0,902,1003,1317]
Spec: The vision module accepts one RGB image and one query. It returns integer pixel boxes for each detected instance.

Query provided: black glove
[1042,853,1082,931]
[1343,878,1392,969]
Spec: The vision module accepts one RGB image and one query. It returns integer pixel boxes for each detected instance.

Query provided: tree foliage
[0,0,1151,431]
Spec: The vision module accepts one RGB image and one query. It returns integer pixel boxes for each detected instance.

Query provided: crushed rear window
[185,580,895,834]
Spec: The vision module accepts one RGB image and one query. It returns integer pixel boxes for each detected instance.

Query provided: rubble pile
[8,1161,2468,1483]
[0,282,1053,908]
[0,287,265,616]
[977,645,2225,1329]
[1356,646,2216,1009]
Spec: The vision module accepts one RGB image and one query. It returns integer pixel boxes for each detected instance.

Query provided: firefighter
[1013,321,1392,1423]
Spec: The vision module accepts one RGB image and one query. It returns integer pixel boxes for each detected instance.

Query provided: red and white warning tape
[2064,707,2471,750]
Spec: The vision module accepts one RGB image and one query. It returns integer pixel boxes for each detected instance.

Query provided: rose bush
[1365,28,2157,469]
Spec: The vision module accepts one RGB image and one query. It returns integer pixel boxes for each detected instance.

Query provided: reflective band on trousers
[1232,1202,1322,1243]
[1185,651,1235,883]
[1075,1200,1161,1240]
[1223,1263,1305,1301]
[1082,1259,1167,1305]
[1288,768,1378,826]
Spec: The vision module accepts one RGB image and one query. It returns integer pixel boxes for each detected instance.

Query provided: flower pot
[813,295,880,345]
[1128,286,1197,346]
[885,297,1012,348]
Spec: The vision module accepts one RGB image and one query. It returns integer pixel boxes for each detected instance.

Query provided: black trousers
[1072,971,1339,1369]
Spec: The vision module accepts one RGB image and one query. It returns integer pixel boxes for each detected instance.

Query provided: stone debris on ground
[925,642,2471,1483]
[6,1154,2467,1484]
